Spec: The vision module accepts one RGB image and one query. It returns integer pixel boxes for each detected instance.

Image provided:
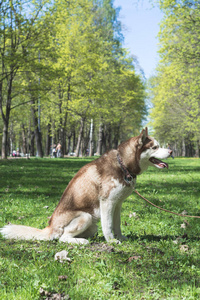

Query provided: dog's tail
[0,224,52,241]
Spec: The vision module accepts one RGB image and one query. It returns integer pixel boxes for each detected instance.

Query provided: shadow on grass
[127,233,200,242]
[0,158,89,199]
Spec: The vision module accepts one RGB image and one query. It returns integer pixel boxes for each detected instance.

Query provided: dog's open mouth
[149,157,168,169]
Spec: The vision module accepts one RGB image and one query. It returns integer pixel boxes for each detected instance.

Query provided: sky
[114,0,164,79]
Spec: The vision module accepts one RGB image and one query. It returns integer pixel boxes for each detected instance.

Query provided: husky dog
[0,128,172,244]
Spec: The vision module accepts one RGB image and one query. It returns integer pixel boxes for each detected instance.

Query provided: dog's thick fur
[0,128,172,244]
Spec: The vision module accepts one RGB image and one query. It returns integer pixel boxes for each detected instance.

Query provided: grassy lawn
[0,157,200,299]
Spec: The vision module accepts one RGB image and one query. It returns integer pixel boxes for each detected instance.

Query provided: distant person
[16,149,20,157]
[56,142,62,158]
[53,144,57,158]
[168,144,174,159]
[12,150,17,157]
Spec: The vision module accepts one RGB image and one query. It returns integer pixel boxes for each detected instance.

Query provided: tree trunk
[30,99,43,157]
[9,126,13,156]
[102,129,106,154]
[0,76,13,159]
[46,124,51,156]
[61,129,66,156]
[30,131,35,156]
[67,133,72,154]
[89,119,94,156]
[36,126,43,157]
[113,124,120,149]
[73,130,76,153]
[96,122,103,155]
[28,119,35,157]
[106,123,112,151]
[195,140,200,158]
[22,124,27,155]
[61,82,70,156]
[182,139,186,157]
[80,140,83,157]
[75,117,85,157]
[2,122,9,159]
[60,112,68,156]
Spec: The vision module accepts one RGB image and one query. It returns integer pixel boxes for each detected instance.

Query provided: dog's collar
[117,152,136,184]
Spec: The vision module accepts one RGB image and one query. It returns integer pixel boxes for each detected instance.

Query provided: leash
[117,152,200,219]
[134,189,200,219]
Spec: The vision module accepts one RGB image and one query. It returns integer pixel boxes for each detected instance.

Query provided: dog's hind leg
[77,223,98,238]
[59,211,92,244]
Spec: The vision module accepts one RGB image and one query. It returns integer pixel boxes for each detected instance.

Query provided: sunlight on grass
[0,157,200,299]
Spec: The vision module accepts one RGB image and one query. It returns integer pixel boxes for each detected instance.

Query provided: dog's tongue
[159,161,168,169]
[149,157,168,169]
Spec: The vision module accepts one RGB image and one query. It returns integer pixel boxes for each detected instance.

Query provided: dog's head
[118,127,172,175]
[138,127,172,174]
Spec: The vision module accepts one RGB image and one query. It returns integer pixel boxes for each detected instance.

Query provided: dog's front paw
[108,238,121,245]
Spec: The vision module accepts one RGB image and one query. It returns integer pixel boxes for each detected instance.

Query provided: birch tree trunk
[89,119,94,156]
[195,140,199,158]
[182,139,186,157]
[75,117,85,157]
[67,133,72,154]
[96,122,103,155]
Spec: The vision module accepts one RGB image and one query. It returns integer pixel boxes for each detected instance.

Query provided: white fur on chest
[94,178,135,221]
[106,178,135,203]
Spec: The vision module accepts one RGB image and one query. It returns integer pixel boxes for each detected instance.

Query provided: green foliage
[150,0,200,149]
[0,0,146,158]
[42,0,146,136]
[0,0,53,157]
[1,157,200,299]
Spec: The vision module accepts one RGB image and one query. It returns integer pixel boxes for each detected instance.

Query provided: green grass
[1,157,200,299]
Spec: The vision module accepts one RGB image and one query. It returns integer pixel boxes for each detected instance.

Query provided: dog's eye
[152,146,158,150]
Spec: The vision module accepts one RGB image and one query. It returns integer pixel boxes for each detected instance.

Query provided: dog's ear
[138,127,148,148]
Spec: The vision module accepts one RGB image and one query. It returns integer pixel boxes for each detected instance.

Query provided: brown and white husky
[0,128,172,244]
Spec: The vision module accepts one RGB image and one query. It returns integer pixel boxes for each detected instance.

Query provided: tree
[150,0,200,156]
[0,0,147,158]
[0,0,51,158]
